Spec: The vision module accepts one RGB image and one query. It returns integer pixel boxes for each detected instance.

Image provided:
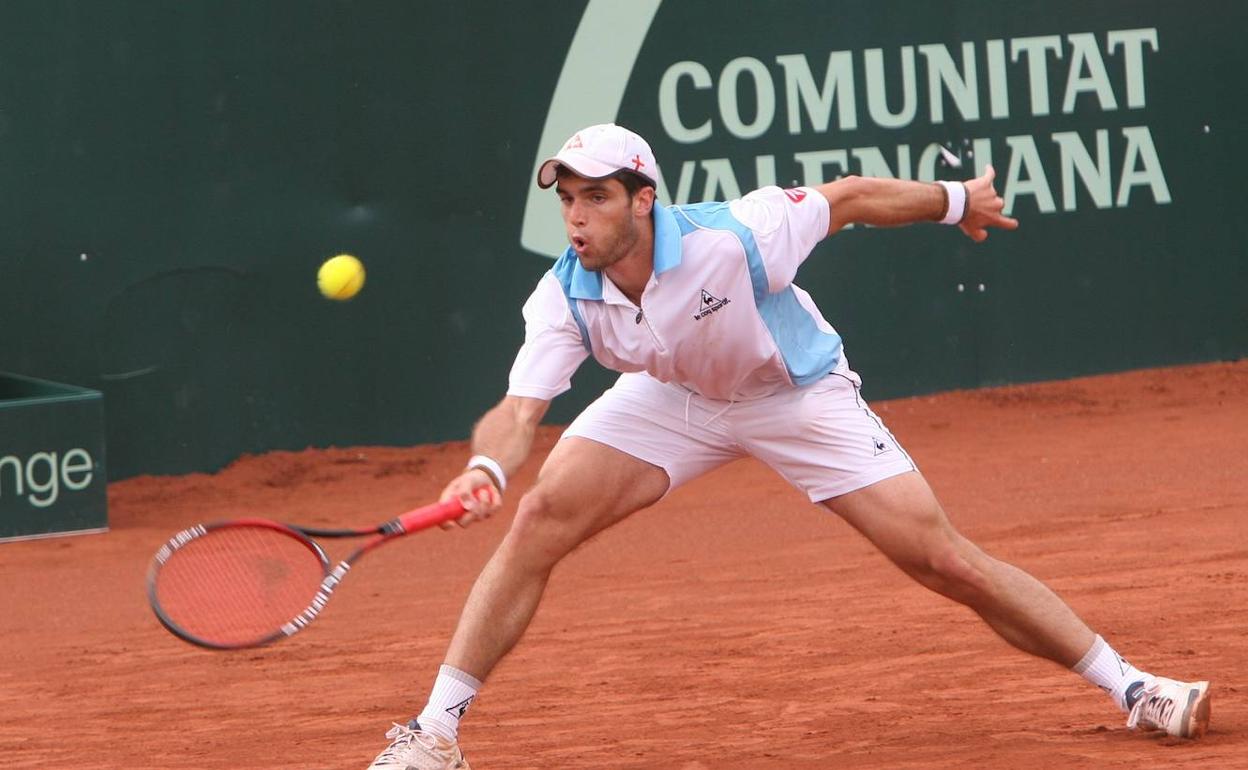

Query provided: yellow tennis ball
[317,254,365,300]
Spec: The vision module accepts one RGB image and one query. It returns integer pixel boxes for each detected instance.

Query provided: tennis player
[366,124,1211,769]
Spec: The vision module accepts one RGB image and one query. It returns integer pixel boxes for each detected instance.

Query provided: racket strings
[153,525,327,647]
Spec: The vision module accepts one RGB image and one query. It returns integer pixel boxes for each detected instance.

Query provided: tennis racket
[146,499,465,650]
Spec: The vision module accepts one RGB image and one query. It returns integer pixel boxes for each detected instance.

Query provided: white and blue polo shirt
[507,186,850,403]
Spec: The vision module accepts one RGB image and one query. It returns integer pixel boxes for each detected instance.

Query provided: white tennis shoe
[1125,677,1211,739]
[366,721,471,770]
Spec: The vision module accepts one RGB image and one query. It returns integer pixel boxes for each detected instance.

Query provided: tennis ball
[317,254,365,300]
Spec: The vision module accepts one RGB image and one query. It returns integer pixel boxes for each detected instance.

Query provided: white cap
[536,123,661,190]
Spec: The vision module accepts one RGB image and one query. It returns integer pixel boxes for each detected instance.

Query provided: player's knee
[505,487,583,565]
[913,540,993,605]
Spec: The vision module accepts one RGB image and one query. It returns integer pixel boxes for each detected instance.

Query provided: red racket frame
[147,499,465,650]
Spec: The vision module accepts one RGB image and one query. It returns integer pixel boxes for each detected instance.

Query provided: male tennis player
[367,124,1211,769]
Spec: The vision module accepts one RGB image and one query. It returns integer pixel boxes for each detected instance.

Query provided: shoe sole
[1180,681,1211,739]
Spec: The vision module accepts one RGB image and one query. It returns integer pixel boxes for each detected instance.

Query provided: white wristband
[936,180,967,225]
[466,454,507,493]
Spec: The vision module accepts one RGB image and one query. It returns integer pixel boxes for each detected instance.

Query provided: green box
[0,373,108,542]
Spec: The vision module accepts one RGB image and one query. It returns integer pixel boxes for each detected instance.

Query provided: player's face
[556,175,644,271]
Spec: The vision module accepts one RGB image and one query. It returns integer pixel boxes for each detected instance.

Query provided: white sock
[1072,635,1150,711]
[416,665,482,742]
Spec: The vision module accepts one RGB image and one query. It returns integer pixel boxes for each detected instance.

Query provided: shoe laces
[1126,679,1173,729]
[376,723,445,765]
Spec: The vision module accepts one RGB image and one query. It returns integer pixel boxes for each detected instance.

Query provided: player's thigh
[503,437,669,566]
[528,435,671,538]
[516,373,743,547]
[820,470,969,576]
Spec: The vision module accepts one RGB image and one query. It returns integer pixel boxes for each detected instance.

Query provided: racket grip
[393,499,467,532]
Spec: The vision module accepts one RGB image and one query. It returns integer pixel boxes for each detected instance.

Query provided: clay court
[2,361,1245,768]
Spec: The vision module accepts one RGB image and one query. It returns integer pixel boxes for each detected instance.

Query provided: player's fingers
[437,489,478,529]
[961,222,989,242]
[474,485,500,507]
[449,485,503,529]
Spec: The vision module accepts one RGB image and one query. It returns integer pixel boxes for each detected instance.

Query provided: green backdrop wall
[2,1,1244,479]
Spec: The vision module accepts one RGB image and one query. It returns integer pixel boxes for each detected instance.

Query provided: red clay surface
[2,361,1246,769]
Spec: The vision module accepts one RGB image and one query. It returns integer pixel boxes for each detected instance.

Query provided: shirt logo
[694,289,730,320]
[783,188,807,203]
[872,436,891,455]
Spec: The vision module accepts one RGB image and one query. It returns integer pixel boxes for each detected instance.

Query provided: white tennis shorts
[563,371,917,501]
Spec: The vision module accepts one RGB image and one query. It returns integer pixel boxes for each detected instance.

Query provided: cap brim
[536,153,624,189]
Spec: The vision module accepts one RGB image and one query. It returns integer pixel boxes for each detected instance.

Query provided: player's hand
[438,469,502,528]
[959,164,1019,242]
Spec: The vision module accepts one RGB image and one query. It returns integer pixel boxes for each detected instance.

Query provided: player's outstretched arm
[440,395,550,527]
[817,165,1018,240]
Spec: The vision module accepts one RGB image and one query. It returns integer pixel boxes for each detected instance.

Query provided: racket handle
[393,499,466,532]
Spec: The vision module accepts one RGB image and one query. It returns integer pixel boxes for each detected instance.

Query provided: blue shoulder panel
[551,250,594,353]
[669,203,842,385]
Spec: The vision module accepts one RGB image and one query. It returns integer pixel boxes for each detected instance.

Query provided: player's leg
[823,470,1094,664]
[368,374,744,768]
[367,438,669,770]
[738,372,1209,738]
[823,471,1210,738]
[441,372,743,687]
[443,435,670,681]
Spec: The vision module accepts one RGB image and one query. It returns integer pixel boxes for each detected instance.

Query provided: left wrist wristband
[466,454,507,493]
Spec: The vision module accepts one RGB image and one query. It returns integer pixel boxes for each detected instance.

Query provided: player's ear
[633,185,656,217]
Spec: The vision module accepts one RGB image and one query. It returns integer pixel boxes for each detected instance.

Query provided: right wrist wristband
[936,180,968,225]
[466,454,507,493]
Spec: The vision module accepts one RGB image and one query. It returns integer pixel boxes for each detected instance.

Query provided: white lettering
[852,145,912,180]
[0,447,97,508]
[701,158,743,200]
[864,46,918,128]
[986,39,1010,119]
[1004,135,1057,214]
[61,448,94,491]
[1117,126,1171,206]
[659,61,713,143]
[25,451,59,508]
[1054,130,1112,210]
[915,143,943,182]
[718,57,775,139]
[672,159,697,204]
[971,138,994,176]
[1108,28,1159,109]
[666,125,1168,213]
[776,51,857,133]
[1011,36,1063,116]
[657,28,1163,143]
[919,42,979,123]
[794,149,849,185]
[755,154,778,188]
[1063,33,1117,114]
[0,455,22,497]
